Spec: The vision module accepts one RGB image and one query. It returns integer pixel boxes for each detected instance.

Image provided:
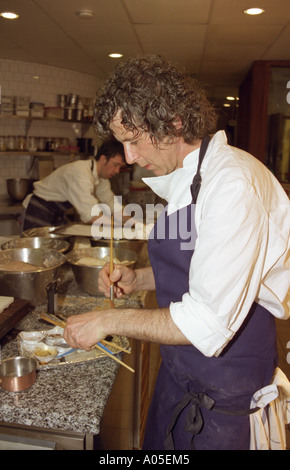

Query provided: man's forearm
[103,306,191,345]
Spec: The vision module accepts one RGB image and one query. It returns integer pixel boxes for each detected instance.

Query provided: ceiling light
[223,104,231,108]
[244,8,265,15]
[75,9,93,19]
[226,96,235,101]
[0,11,19,19]
[109,53,123,58]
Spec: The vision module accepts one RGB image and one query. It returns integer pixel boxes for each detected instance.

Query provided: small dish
[45,334,63,347]
[33,343,58,364]
[44,326,64,346]
[19,331,45,349]
[55,340,73,355]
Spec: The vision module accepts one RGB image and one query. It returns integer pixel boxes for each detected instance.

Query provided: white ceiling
[0,0,289,105]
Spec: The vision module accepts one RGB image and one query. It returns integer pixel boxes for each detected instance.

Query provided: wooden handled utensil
[40,313,134,372]
[109,214,114,308]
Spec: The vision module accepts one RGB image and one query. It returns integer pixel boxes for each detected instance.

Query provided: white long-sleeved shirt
[143,131,290,357]
[30,159,116,223]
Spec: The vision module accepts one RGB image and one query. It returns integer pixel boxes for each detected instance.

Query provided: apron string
[164,391,215,450]
[164,389,260,450]
[190,135,211,204]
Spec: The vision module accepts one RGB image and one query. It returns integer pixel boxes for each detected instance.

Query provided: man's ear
[99,154,107,164]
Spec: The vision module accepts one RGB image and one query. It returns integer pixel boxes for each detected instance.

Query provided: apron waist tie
[164,390,260,450]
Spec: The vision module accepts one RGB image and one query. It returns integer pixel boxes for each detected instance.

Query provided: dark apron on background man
[22,195,72,231]
[22,160,95,231]
[143,137,278,450]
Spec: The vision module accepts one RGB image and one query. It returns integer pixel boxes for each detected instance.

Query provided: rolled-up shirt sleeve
[170,177,270,357]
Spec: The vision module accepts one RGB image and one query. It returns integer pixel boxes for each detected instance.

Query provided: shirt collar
[142,131,226,208]
[142,147,200,206]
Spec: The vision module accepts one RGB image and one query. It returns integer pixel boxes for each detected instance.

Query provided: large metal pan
[91,238,146,255]
[22,226,69,240]
[0,248,66,305]
[1,237,70,253]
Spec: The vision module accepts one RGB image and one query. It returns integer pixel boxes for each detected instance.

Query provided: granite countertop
[0,337,119,435]
[0,240,150,436]
[0,286,142,436]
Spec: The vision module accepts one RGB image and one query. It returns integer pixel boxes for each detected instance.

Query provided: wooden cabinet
[236,60,290,175]
[0,422,97,450]
[100,291,161,450]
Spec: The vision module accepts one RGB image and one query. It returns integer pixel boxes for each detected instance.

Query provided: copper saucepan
[0,356,37,392]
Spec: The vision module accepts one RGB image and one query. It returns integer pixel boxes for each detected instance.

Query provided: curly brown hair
[93,55,217,145]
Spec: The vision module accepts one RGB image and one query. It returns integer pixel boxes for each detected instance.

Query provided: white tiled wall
[0,58,98,108]
[0,58,100,199]
[0,153,78,199]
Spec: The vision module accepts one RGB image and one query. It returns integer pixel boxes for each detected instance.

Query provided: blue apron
[143,137,278,450]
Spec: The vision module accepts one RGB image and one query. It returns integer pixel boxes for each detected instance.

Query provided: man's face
[110,111,184,176]
[98,154,124,179]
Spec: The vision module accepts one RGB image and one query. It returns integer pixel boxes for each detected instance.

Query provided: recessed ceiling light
[75,9,94,19]
[223,103,231,108]
[226,96,235,101]
[109,53,123,58]
[244,8,265,15]
[0,11,19,19]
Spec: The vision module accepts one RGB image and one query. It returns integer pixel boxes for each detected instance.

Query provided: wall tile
[0,58,100,199]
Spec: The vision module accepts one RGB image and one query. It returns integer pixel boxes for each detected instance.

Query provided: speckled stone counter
[0,242,150,447]
[0,342,119,435]
[0,282,143,437]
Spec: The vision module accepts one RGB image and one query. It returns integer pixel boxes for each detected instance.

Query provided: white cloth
[143,131,290,357]
[24,159,118,223]
[249,367,290,450]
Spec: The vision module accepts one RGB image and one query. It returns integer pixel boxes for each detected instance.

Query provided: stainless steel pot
[0,356,37,392]
[66,246,137,296]
[22,226,69,240]
[0,248,66,306]
[6,178,33,201]
[1,237,70,253]
[91,238,146,255]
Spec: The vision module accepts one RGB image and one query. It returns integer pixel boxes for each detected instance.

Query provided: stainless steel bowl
[22,226,68,240]
[0,248,66,305]
[1,237,70,253]
[66,246,137,296]
[6,178,33,201]
[91,238,147,255]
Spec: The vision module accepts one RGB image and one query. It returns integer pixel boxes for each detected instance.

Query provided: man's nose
[124,143,138,164]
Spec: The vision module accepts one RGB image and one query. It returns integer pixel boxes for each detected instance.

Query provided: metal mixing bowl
[22,226,68,240]
[6,178,33,201]
[0,248,66,306]
[1,237,70,253]
[66,246,137,296]
[91,238,147,255]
